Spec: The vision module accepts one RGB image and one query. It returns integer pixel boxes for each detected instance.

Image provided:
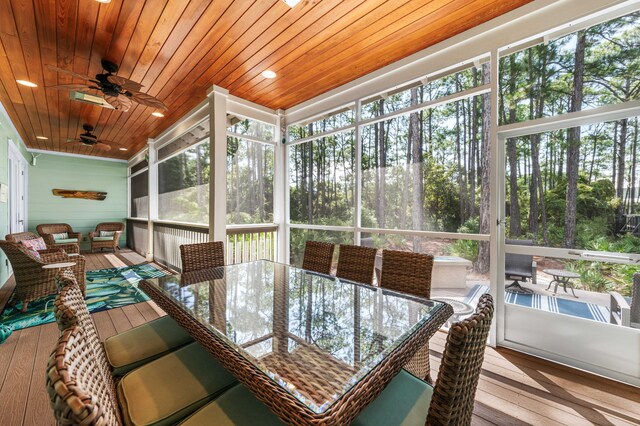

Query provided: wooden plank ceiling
[0,0,531,160]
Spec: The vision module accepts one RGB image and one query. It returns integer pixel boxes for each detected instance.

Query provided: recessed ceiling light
[152,111,164,117]
[95,0,112,3]
[36,135,48,140]
[119,147,128,151]
[16,80,37,88]
[282,0,302,7]
[262,70,277,79]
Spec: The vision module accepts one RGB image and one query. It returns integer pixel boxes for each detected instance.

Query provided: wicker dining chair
[36,223,82,249]
[301,241,335,275]
[177,294,495,426]
[335,244,378,285]
[379,249,435,383]
[180,241,225,273]
[0,240,86,312]
[6,231,79,255]
[47,272,238,426]
[89,222,124,253]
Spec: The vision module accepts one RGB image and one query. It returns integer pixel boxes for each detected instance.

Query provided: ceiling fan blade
[65,139,81,143]
[46,65,94,81]
[48,84,94,91]
[94,142,112,151]
[126,91,168,110]
[105,95,132,112]
[106,75,143,92]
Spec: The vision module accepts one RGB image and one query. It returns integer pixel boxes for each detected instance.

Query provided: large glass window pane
[289,228,354,269]
[499,11,640,125]
[227,117,275,142]
[361,95,485,233]
[361,65,484,120]
[289,131,355,226]
[288,107,355,142]
[130,170,148,219]
[158,142,210,224]
[504,118,640,252]
[227,137,274,224]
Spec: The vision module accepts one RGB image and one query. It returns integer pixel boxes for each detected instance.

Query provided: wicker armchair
[302,241,335,275]
[177,295,495,426]
[89,222,124,253]
[380,249,435,382]
[6,231,79,255]
[180,241,225,273]
[36,223,82,249]
[0,240,85,312]
[335,244,377,285]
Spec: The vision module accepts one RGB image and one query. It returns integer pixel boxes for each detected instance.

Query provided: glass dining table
[139,260,453,425]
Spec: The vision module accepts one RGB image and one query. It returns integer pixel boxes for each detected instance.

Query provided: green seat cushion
[54,238,78,244]
[93,236,115,241]
[179,369,432,426]
[105,316,193,376]
[117,342,237,426]
[179,384,284,426]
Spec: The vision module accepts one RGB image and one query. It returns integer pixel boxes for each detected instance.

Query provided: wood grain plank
[93,310,118,340]
[121,303,147,328]
[22,323,58,426]
[0,327,39,425]
[0,328,21,390]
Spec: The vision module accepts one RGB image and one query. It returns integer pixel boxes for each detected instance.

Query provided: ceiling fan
[66,124,121,151]
[47,59,167,112]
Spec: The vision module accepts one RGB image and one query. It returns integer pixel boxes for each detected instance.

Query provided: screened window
[130,170,148,219]
[288,107,355,142]
[158,142,210,224]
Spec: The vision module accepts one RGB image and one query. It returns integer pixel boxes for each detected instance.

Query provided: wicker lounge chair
[301,240,335,275]
[335,244,377,285]
[179,241,225,273]
[6,231,79,255]
[0,239,85,312]
[89,222,124,253]
[47,271,237,425]
[178,294,495,426]
[36,223,82,249]
[380,249,435,383]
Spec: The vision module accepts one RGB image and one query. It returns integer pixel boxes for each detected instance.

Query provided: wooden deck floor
[0,251,638,425]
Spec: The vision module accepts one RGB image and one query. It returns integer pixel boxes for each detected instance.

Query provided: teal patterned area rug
[0,264,166,337]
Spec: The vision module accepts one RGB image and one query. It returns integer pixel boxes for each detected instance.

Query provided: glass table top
[142,260,448,414]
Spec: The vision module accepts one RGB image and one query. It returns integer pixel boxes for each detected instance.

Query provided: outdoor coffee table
[140,260,452,425]
[544,268,579,298]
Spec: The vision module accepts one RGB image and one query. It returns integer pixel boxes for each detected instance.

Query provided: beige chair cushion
[105,316,193,376]
[117,342,237,426]
[93,236,115,242]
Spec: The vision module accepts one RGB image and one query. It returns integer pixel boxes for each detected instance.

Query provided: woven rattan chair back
[180,241,225,273]
[379,249,435,382]
[335,244,378,285]
[427,293,494,426]
[301,241,335,275]
[37,223,73,236]
[46,325,122,426]
[5,231,41,245]
[379,250,434,299]
[95,222,124,233]
[53,270,115,388]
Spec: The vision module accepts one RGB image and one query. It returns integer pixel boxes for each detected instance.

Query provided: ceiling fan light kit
[66,123,122,151]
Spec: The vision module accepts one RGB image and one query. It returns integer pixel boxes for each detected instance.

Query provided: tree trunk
[477,63,492,273]
[564,30,586,249]
[377,99,387,228]
[507,56,521,237]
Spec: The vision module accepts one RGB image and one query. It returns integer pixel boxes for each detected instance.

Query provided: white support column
[488,49,501,347]
[208,86,229,243]
[354,101,362,246]
[274,109,287,263]
[147,139,158,262]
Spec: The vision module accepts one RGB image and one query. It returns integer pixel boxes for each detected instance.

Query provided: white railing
[127,219,278,271]
[226,224,278,265]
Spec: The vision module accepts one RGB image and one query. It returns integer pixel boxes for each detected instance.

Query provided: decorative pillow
[52,232,69,241]
[19,237,47,252]
[100,231,116,237]
[23,247,41,260]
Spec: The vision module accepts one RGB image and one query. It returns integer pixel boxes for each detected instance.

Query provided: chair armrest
[41,251,70,264]
[54,243,80,254]
[40,233,56,246]
[38,248,65,255]
[68,232,82,241]
[88,231,98,240]
[113,230,123,241]
[610,292,630,327]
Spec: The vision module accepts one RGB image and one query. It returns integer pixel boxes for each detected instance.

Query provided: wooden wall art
[52,189,107,201]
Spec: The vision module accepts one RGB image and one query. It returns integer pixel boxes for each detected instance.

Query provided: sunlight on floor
[104,253,128,268]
